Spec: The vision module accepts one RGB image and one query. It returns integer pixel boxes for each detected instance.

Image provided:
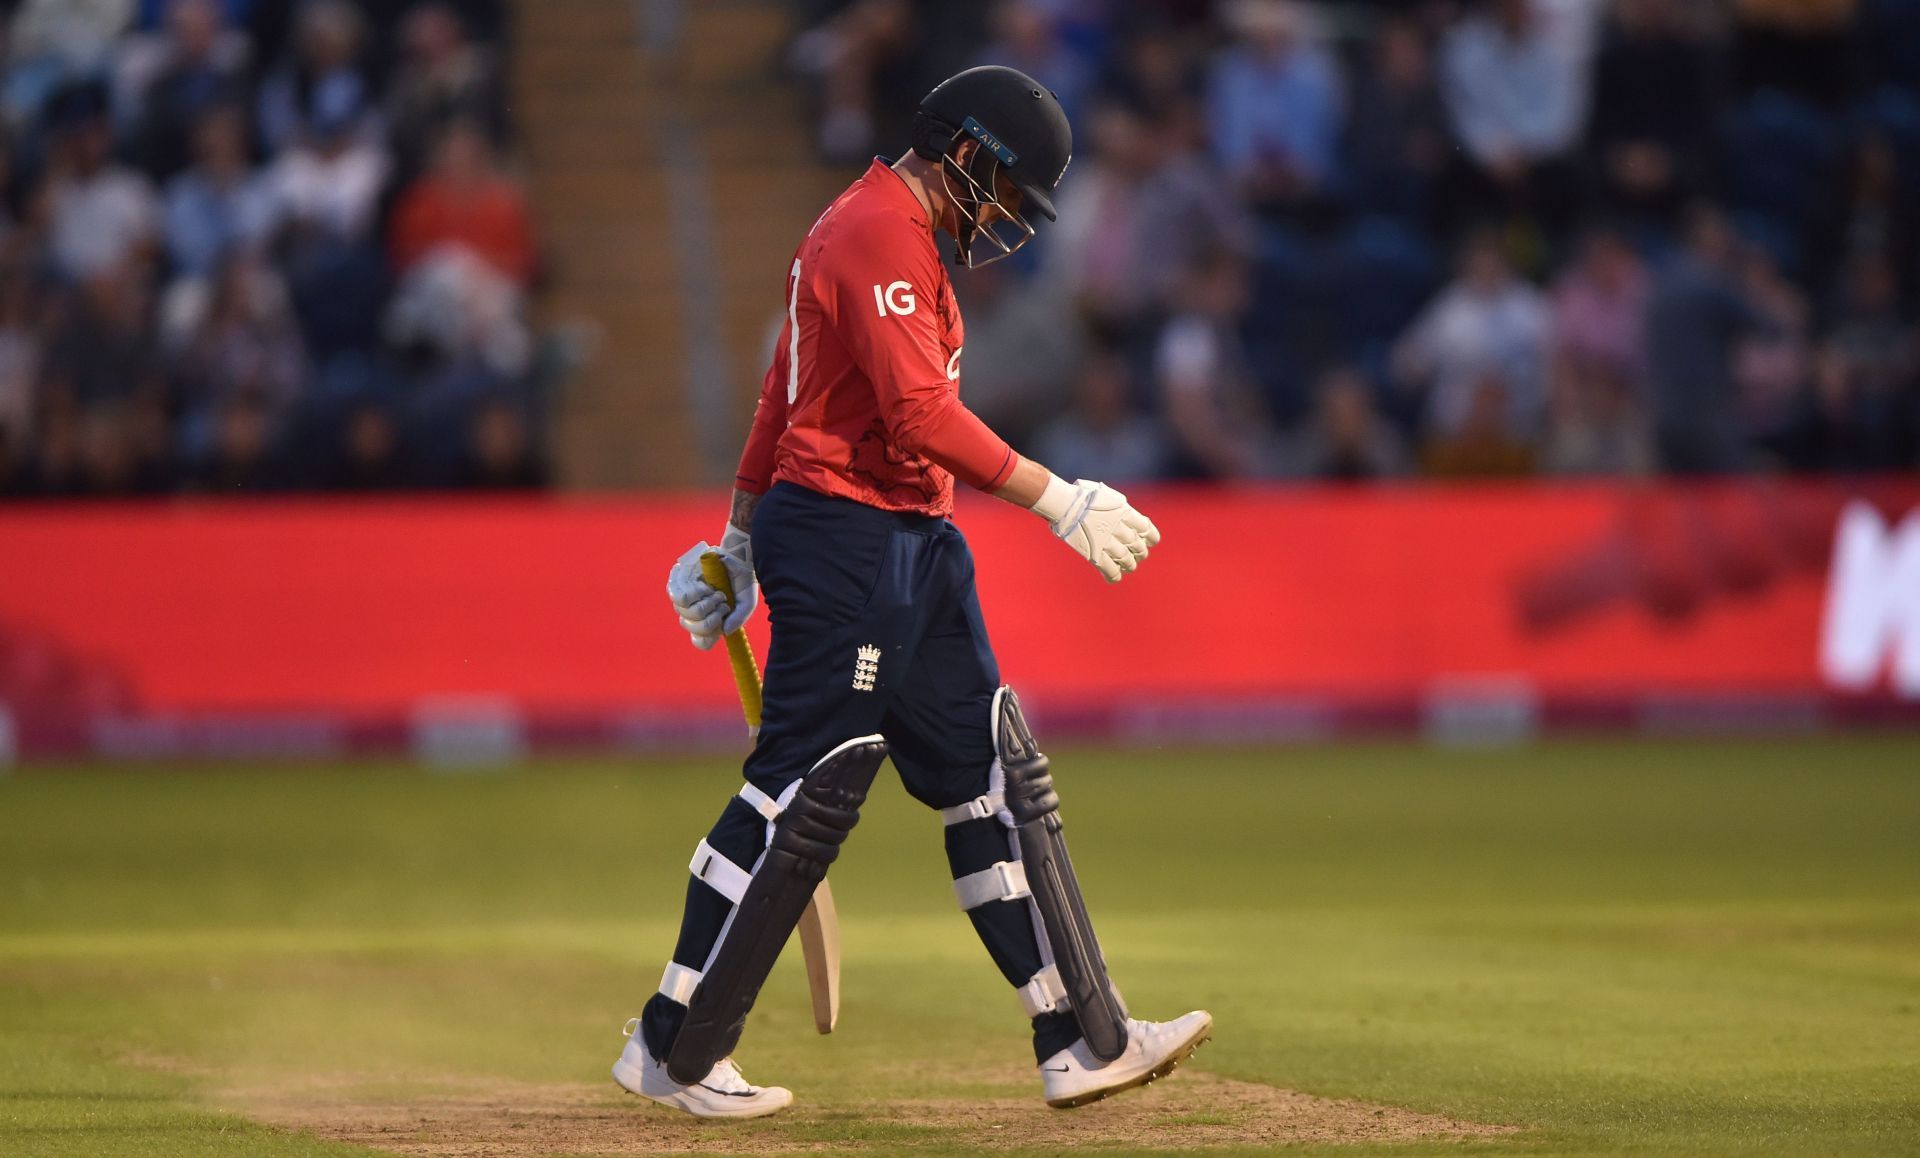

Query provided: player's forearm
[734,384,787,496]
[997,456,1084,529]
[892,394,1018,491]
[992,455,1052,509]
[728,488,762,535]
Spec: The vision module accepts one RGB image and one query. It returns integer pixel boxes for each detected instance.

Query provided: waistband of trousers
[768,480,950,533]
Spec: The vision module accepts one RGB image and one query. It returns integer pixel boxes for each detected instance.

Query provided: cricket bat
[699,551,841,1034]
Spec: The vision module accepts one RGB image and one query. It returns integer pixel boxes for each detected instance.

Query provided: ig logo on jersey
[873,281,916,317]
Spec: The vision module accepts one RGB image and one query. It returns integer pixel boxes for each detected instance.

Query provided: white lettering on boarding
[1820,500,1920,697]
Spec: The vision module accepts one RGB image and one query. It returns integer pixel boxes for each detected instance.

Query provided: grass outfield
[1,737,1916,1156]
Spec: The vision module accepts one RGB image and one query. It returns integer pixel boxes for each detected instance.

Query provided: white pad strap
[737,782,783,822]
[939,791,1004,826]
[1018,964,1070,1017]
[953,859,1031,910]
[658,961,702,1005]
[689,838,753,905]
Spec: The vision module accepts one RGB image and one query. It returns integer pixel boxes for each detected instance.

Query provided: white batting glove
[665,525,758,650]
[1030,475,1160,583]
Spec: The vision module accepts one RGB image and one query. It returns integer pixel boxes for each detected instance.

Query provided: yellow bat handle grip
[700,551,763,732]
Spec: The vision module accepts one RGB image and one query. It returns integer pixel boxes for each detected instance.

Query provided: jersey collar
[869,156,933,233]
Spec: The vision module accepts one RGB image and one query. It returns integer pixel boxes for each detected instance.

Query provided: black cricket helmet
[913,65,1073,268]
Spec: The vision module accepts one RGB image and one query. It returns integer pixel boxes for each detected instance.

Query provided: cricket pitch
[212,1067,1513,1154]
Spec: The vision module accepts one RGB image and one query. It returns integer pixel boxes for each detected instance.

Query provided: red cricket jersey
[734,159,1017,516]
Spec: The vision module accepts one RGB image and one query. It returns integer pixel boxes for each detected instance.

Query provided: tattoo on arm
[728,488,761,536]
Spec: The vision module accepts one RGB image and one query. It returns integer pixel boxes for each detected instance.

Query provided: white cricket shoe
[612,1018,793,1119]
[1040,1010,1213,1108]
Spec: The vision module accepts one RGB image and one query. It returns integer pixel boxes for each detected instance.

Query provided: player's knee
[1000,750,1058,825]
[932,683,1055,830]
[994,685,1059,824]
[769,778,862,871]
[768,734,889,864]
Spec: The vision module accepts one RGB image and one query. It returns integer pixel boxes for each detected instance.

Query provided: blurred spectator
[1540,362,1654,476]
[184,389,280,492]
[383,120,535,384]
[1789,328,1912,468]
[385,1,507,182]
[1392,230,1551,446]
[1856,0,1920,96]
[789,0,915,163]
[1776,253,1915,469]
[1134,98,1258,310]
[21,396,85,495]
[0,275,41,455]
[44,85,160,282]
[265,79,387,245]
[1542,225,1654,475]
[162,103,274,277]
[1206,0,1343,213]
[45,398,171,495]
[1783,344,1862,469]
[126,0,251,181]
[0,425,21,495]
[128,0,259,32]
[453,396,547,489]
[1782,339,1913,471]
[1030,347,1166,483]
[170,251,305,439]
[1095,17,1199,120]
[973,1,1091,127]
[41,262,160,408]
[1646,206,1778,474]
[0,130,23,257]
[1438,0,1588,237]
[1551,225,1649,386]
[325,400,410,490]
[952,257,1082,446]
[1421,371,1538,477]
[5,0,134,120]
[1345,17,1450,224]
[1732,244,1814,457]
[1279,366,1409,481]
[1155,248,1275,479]
[1586,0,1719,233]
[389,119,535,286]
[1048,96,1253,325]
[386,244,530,378]
[1044,99,1156,322]
[1836,136,1914,296]
[126,385,176,485]
[1731,0,1855,108]
[255,0,370,156]
[1826,253,1915,403]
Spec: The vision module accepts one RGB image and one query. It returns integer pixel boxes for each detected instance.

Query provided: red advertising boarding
[0,480,1916,758]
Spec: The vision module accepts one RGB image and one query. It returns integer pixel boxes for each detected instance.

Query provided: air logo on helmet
[961,117,1019,167]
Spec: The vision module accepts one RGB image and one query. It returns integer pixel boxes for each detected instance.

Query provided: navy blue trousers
[641,482,1079,1062]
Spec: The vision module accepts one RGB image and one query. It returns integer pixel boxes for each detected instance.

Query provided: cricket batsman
[615,65,1212,1119]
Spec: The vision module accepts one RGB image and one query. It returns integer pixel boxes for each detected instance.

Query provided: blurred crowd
[0,0,555,499]
[790,0,1920,481]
